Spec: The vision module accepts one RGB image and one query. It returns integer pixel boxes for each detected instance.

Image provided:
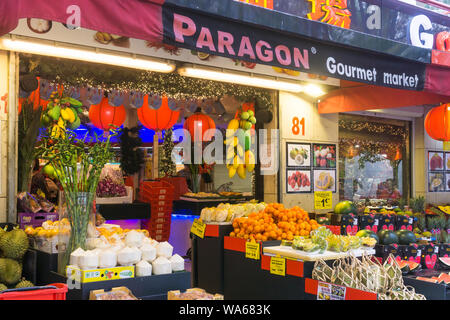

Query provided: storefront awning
[0,0,449,96]
[318,80,449,114]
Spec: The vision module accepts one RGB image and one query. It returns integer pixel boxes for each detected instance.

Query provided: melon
[377,230,398,245]
[438,256,450,269]
[355,229,379,243]
[405,260,421,272]
[397,260,410,274]
[334,201,357,215]
[436,273,450,284]
[395,230,416,245]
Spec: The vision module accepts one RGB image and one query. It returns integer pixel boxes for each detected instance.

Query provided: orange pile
[229,203,319,241]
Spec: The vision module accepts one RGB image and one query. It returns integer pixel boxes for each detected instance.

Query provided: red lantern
[137,95,180,130]
[89,97,126,130]
[424,103,450,142]
[183,107,216,141]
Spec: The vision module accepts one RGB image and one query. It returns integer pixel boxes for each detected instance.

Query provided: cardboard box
[66,265,134,283]
[394,215,414,231]
[438,243,450,257]
[167,288,224,300]
[421,243,440,269]
[89,286,138,300]
[340,214,358,235]
[359,214,380,233]
[402,244,423,264]
[18,212,59,229]
[375,214,395,231]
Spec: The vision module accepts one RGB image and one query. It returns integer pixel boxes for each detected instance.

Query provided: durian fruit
[15,279,34,289]
[0,229,29,260]
[0,258,22,286]
[0,283,7,292]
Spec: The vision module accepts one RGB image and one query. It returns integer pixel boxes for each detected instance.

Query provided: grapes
[97,176,127,197]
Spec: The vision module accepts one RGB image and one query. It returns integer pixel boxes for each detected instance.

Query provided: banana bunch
[41,91,83,138]
[224,109,257,179]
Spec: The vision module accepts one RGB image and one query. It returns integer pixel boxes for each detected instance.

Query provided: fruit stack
[225,108,256,179]
[40,92,83,138]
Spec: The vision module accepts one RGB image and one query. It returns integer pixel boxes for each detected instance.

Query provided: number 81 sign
[292,116,305,136]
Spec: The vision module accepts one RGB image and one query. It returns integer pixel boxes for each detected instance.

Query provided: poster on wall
[286,142,311,167]
[428,151,444,171]
[428,172,445,192]
[313,144,336,168]
[286,169,311,193]
[445,153,450,171]
[313,169,336,193]
[446,173,450,192]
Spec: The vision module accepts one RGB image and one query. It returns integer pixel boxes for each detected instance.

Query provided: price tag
[314,191,332,210]
[374,219,379,226]
[190,219,206,239]
[417,250,422,257]
[245,241,260,260]
[408,218,413,224]
[270,256,286,276]
[353,218,358,226]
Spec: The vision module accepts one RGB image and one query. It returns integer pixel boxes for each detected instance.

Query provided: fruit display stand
[223,236,281,300]
[46,269,191,300]
[173,197,251,216]
[191,223,233,294]
[403,270,450,300]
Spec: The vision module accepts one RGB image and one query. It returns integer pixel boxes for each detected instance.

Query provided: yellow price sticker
[438,206,450,215]
[314,191,332,210]
[270,256,286,276]
[190,219,206,239]
[245,241,260,260]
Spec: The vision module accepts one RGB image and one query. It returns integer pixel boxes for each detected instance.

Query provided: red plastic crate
[140,189,174,201]
[150,230,171,242]
[141,217,171,231]
[140,180,174,195]
[0,283,67,300]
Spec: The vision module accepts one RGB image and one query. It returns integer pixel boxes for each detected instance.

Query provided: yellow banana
[228,166,237,178]
[237,164,246,179]
[227,119,239,131]
[245,150,255,172]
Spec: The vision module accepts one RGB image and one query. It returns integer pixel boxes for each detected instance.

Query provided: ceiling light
[0,38,175,73]
[178,66,303,93]
[303,83,326,97]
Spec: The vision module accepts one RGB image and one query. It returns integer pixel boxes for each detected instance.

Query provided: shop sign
[163,7,426,90]
[231,0,449,51]
[269,256,286,276]
[314,191,332,210]
[317,281,346,300]
[190,218,206,238]
[245,241,261,260]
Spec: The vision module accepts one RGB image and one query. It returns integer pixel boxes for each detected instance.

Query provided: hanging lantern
[394,147,402,161]
[137,95,180,130]
[89,96,126,130]
[183,107,216,142]
[424,103,450,150]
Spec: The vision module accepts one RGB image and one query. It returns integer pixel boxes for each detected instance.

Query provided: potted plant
[37,124,116,273]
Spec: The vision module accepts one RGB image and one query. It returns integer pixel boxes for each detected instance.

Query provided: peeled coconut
[98,249,117,268]
[117,247,135,266]
[140,244,156,262]
[78,250,99,270]
[136,260,152,277]
[125,230,144,247]
[152,256,172,275]
[69,247,85,267]
[156,241,173,258]
[169,254,185,272]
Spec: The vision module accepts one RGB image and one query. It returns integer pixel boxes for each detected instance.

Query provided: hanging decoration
[137,95,180,131]
[22,55,274,111]
[424,103,450,150]
[339,119,408,140]
[159,128,176,178]
[183,107,216,142]
[89,96,126,131]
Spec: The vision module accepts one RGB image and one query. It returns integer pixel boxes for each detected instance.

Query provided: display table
[47,270,191,300]
[173,197,251,216]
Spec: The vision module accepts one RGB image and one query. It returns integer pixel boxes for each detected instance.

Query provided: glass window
[338,114,411,206]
